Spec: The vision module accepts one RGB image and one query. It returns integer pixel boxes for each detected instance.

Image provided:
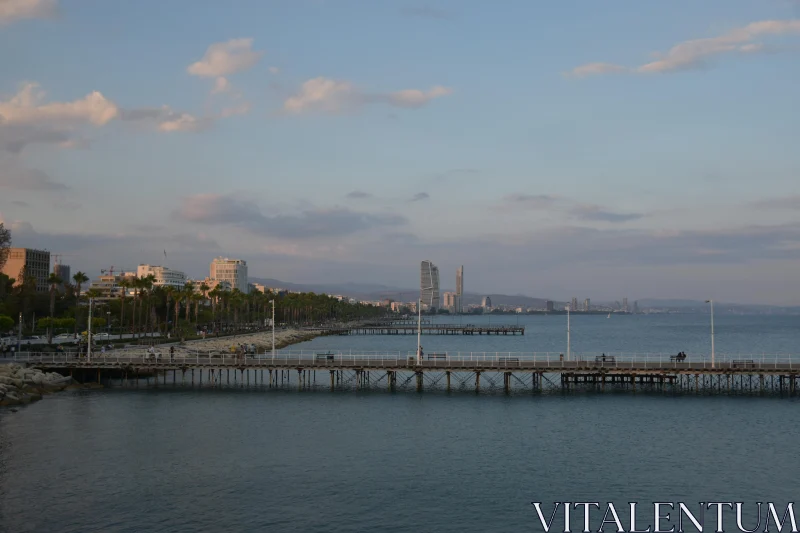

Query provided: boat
[606,313,611,318]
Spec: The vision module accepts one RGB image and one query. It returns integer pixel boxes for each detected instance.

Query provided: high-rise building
[622,297,629,313]
[570,297,578,312]
[53,263,71,293]
[583,298,591,312]
[210,257,249,293]
[632,301,639,314]
[442,292,457,310]
[1,248,50,293]
[545,300,554,312]
[481,296,492,310]
[420,260,440,310]
[455,265,464,314]
[137,264,187,289]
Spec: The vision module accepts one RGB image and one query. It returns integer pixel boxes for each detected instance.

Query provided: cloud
[498,194,643,223]
[751,195,800,210]
[0,82,118,126]
[120,106,210,132]
[410,192,430,202]
[10,200,30,207]
[283,77,452,114]
[0,0,56,25]
[568,62,628,78]
[571,204,645,223]
[501,193,560,209]
[176,193,407,239]
[0,124,74,152]
[211,76,231,94]
[346,190,372,199]
[0,162,68,191]
[399,6,455,20]
[570,19,800,76]
[187,38,263,77]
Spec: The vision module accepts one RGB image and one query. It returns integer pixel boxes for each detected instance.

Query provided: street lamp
[87,297,94,362]
[417,286,433,364]
[565,305,571,362]
[705,299,715,368]
[270,300,275,357]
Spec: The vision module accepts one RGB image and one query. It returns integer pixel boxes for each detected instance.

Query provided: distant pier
[309,325,525,336]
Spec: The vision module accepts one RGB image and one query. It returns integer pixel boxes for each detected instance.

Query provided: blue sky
[1,0,799,304]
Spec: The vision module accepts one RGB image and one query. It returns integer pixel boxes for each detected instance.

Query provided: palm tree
[182,282,195,322]
[72,271,89,336]
[47,273,62,344]
[164,286,175,334]
[118,278,131,339]
[140,274,156,336]
[208,287,220,328]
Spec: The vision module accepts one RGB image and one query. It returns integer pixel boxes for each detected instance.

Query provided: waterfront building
[442,291,457,311]
[189,277,231,293]
[1,248,50,293]
[455,265,464,314]
[545,300,554,312]
[583,298,591,312]
[251,283,267,293]
[570,297,578,312]
[633,301,639,314]
[623,297,629,313]
[53,263,70,293]
[420,260,440,311]
[210,257,248,293]
[137,264,186,289]
[481,296,492,311]
[89,273,134,298]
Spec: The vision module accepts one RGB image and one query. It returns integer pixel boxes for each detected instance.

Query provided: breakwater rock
[0,364,74,407]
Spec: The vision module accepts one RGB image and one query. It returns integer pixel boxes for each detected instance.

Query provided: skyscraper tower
[420,260,440,310]
[623,297,629,313]
[455,265,464,314]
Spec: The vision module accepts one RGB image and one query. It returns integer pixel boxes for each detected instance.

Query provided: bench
[315,352,335,362]
[427,353,447,360]
[497,357,520,364]
[595,356,616,363]
[670,354,687,362]
[732,360,756,369]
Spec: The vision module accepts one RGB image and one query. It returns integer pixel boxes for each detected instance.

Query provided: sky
[0,0,799,305]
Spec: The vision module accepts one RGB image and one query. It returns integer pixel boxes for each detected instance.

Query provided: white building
[137,264,186,289]
[420,260,440,310]
[210,257,248,293]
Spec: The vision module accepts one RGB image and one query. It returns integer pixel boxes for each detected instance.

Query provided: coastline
[177,327,323,354]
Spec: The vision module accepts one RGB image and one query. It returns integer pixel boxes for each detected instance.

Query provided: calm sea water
[1,314,799,533]
[293,313,800,357]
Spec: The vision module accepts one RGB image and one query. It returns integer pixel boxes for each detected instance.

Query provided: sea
[1,313,799,533]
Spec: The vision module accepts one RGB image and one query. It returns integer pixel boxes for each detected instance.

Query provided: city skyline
[1,1,800,304]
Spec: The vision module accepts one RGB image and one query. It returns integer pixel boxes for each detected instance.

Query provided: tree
[47,273,62,344]
[0,222,10,272]
[0,314,14,332]
[182,282,194,322]
[72,271,89,336]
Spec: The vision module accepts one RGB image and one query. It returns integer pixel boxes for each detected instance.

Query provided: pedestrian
[170,346,174,362]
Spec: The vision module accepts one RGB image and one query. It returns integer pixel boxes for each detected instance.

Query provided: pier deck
[9,351,800,397]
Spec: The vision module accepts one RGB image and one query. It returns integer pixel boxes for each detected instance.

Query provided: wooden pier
[12,351,800,398]
[309,325,525,336]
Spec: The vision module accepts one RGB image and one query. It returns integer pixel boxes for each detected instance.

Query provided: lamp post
[417,286,433,364]
[705,299,715,368]
[17,311,22,353]
[270,300,275,357]
[566,305,571,362]
[87,297,93,362]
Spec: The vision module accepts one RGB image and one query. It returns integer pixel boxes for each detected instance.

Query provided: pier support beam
[504,372,511,395]
[446,371,451,392]
[475,372,481,393]
[416,371,423,392]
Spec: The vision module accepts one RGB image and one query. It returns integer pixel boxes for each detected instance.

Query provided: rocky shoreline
[0,364,82,407]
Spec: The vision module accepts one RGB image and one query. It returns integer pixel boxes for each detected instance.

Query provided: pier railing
[8,351,800,371]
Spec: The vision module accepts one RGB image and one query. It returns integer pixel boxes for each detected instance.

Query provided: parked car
[94,333,110,339]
